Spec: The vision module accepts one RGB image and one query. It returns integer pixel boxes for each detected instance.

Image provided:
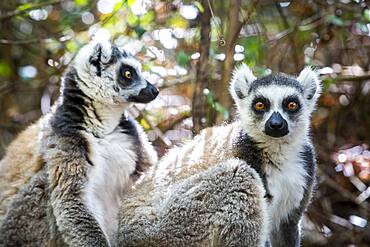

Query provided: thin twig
[0,0,126,46]
[0,38,57,45]
[0,0,66,20]
[131,105,172,147]
[321,174,370,212]
[99,0,127,28]
[157,111,191,133]
[267,14,323,45]
[158,74,193,89]
[275,2,300,70]
[329,74,370,82]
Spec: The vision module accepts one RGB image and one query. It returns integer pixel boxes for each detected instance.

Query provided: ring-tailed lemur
[116,63,320,247]
[230,64,320,246]
[0,40,158,247]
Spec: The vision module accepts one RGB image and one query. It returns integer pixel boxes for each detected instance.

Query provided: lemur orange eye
[254,102,265,111]
[287,102,298,111]
[124,70,132,79]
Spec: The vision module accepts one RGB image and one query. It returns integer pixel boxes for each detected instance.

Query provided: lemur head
[230,63,321,143]
[72,40,158,105]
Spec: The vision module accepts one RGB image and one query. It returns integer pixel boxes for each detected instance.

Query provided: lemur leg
[270,216,300,247]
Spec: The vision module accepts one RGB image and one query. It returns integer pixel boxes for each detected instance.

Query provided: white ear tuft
[229,63,256,102]
[73,40,113,78]
[297,67,322,103]
[89,40,112,64]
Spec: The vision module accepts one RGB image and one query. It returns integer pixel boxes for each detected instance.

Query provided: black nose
[149,83,159,98]
[128,81,159,103]
[268,114,284,129]
[265,112,289,137]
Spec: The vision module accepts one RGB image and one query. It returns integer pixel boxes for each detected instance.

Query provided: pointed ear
[297,67,322,104]
[229,63,256,102]
[88,40,112,65]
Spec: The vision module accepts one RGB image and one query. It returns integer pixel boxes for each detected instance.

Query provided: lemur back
[0,123,43,223]
[0,40,158,247]
[117,123,269,247]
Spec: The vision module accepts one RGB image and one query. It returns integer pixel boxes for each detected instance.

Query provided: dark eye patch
[251,96,270,115]
[282,95,301,113]
[117,64,137,87]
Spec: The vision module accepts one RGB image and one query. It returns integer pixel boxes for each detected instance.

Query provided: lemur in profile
[117,64,321,247]
[0,40,158,246]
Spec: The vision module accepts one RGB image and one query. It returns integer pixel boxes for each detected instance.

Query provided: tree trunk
[214,0,243,124]
[192,0,211,134]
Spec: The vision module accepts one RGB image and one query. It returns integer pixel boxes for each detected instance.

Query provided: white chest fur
[83,130,138,243]
[264,146,307,231]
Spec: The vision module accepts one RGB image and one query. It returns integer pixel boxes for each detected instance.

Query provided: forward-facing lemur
[230,64,320,246]
[0,40,158,247]
[116,63,320,247]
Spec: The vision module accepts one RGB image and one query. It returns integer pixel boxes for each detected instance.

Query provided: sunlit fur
[117,123,269,247]
[0,40,157,247]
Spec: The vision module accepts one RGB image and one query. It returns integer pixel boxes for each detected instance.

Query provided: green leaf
[327,15,344,26]
[140,10,154,26]
[193,1,204,13]
[127,11,139,26]
[176,51,191,67]
[74,0,88,7]
[364,9,370,22]
[0,60,12,77]
[134,26,146,38]
[168,14,188,29]
[239,36,262,67]
[127,0,135,7]
[16,3,32,11]
[66,40,78,53]
[142,62,152,71]
[204,89,229,120]
[140,118,151,130]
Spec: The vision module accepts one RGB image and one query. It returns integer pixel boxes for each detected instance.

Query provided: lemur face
[73,41,158,105]
[230,64,321,142]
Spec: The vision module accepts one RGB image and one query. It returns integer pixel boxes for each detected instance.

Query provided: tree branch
[131,106,172,147]
[157,111,191,133]
[0,0,125,46]
[0,38,53,45]
[0,0,66,20]
[275,2,300,70]
[330,74,370,82]
[192,0,212,134]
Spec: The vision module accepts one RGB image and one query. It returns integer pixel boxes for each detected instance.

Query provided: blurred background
[0,0,369,246]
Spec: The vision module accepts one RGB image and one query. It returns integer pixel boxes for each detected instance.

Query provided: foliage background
[0,0,369,246]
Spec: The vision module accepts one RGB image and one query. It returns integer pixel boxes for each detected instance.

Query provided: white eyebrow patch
[121,57,142,73]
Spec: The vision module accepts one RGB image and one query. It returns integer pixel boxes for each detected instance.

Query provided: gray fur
[0,170,52,247]
[248,74,304,95]
[118,158,267,247]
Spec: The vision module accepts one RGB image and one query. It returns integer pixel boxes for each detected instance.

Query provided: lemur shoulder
[117,64,321,247]
[0,40,158,247]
